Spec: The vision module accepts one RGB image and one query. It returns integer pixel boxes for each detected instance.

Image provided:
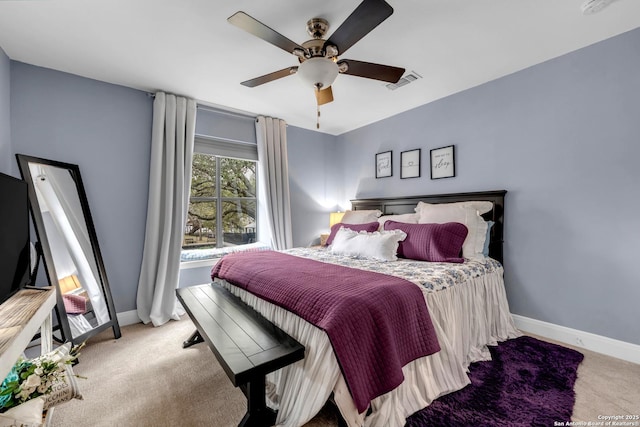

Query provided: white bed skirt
[220,267,520,427]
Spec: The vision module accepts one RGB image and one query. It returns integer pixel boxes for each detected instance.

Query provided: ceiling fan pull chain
[317,106,321,129]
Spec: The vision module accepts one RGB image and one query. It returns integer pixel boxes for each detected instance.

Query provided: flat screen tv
[0,171,31,305]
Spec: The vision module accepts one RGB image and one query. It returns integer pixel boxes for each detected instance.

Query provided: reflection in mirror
[16,154,121,344]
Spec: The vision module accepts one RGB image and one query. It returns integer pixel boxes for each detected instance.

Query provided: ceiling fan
[228,0,405,127]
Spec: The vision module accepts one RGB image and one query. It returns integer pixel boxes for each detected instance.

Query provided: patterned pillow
[0,344,83,426]
[324,221,380,246]
[384,221,468,263]
[41,364,83,410]
[62,293,89,314]
[39,343,83,410]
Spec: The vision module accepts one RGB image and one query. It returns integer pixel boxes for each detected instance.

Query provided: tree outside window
[184,154,257,248]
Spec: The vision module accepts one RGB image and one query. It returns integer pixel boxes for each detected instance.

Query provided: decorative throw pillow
[414,200,493,215]
[33,343,82,409]
[0,397,44,427]
[329,227,407,262]
[41,363,83,410]
[62,293,89,314]
[31,343,83,410]
[0,343,82,426]
[415,204,488,260]
[376,213,420,230]
[384,221,468,263]
[339,209,382,224]
[483,220,495,257]
[324,221,380,246]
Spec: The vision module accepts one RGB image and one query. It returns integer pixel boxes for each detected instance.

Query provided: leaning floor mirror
[16,154,121,345]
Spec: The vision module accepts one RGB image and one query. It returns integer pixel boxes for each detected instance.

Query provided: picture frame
[400,149,421,179]
[430,145,455,179]
[375,151,392,178]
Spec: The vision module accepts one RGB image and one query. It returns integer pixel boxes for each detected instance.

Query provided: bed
[211,190,521,427]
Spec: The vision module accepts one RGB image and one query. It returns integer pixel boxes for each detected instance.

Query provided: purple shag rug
[405,336,584,427]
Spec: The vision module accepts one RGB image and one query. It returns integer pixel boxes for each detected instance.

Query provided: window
[183,153,257,249]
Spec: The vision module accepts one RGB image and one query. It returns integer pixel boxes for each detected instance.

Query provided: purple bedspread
[211,250,441,412]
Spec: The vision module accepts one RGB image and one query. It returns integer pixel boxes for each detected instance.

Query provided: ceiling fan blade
[338,59,404,83]
[228,12,305,54]
[324,0,393,56]
[241,67,298,88]
[315,86,334,106]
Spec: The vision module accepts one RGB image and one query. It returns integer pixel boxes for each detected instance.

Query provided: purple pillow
[325,221,380,246]
[383,221,468,263]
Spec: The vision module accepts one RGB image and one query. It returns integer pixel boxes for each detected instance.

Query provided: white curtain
[137,92,196,326]
[256,116,293,250]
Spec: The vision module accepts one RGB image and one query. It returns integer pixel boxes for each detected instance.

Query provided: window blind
[194,135,258,161]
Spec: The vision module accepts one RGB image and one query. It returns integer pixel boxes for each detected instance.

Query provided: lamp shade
[297,57,339,89]
[329,211,345,228]
[58,274,81,294]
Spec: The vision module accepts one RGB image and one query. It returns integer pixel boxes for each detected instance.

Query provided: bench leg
[238,376,277,427]
[328,396,349,427]
[183,330,204,348]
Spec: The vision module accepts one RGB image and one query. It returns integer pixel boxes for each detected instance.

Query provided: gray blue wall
[287,125,341,247]
[338,27,640,345]
[0,47,10,174]
[10,62,153,312]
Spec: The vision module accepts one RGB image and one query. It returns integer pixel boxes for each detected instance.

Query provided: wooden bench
[176,283,305,427]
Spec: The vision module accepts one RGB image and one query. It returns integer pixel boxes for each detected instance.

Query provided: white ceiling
[0,0,639,135]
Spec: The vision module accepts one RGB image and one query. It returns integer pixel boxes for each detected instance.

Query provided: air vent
[386,71,422,90]
[581,0,615,14]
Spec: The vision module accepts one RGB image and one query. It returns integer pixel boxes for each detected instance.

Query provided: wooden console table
[0,287,56,381]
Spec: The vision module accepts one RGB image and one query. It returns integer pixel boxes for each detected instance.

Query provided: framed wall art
[430,145,455,179]
[400,149,421,179]
[376,151,392,178]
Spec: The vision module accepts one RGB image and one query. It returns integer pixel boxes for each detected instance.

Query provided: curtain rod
[146,92,256,121]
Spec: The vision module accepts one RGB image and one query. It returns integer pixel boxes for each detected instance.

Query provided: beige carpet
[48,317,640,427]
[48,317,337,427]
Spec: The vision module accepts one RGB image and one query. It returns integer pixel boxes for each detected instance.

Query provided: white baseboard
[116,310,141,327]
[512,314,640,365]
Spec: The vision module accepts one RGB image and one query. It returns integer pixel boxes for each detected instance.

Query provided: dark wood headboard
[351,190,506,264]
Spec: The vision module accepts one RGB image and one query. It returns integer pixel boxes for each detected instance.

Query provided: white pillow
[340,209,382,224]
[415,200,493,215]
[329,227,406,261]
[0,397,44,427]
[416,204,488,259]
[376,213,419,231]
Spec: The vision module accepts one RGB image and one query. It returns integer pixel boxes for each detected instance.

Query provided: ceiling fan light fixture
[325,44,339,58]
[297,57,339,89]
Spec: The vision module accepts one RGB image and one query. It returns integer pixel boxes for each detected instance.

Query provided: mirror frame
[16,154,121,345]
